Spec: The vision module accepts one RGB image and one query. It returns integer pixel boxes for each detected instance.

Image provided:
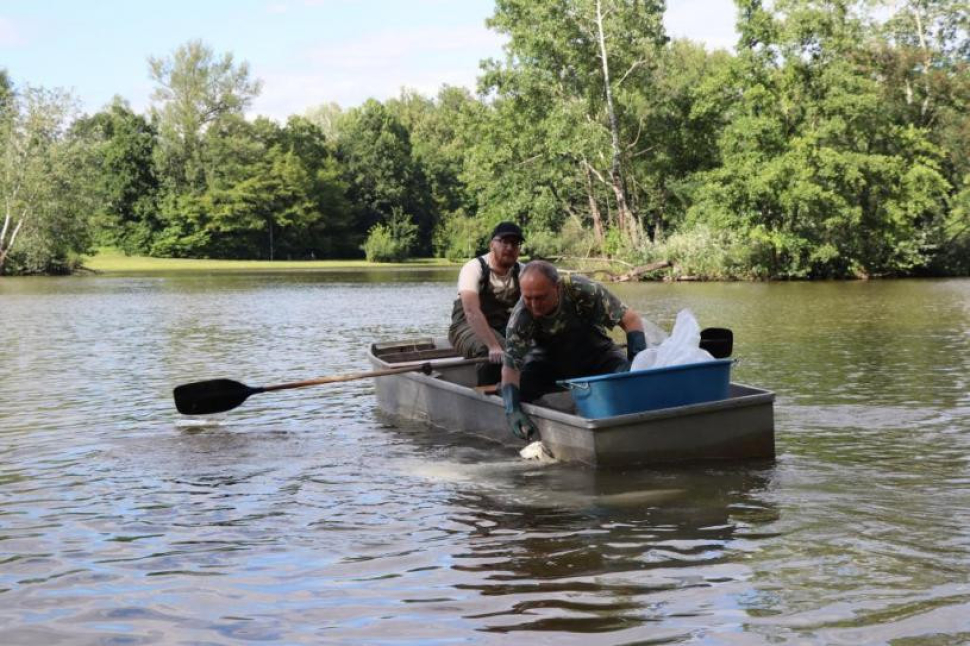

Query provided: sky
[0,0,738,121]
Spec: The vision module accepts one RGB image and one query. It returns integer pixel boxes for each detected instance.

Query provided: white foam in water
[403,462,480,483]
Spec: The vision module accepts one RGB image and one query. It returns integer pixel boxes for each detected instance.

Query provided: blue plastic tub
[560,359,733,418]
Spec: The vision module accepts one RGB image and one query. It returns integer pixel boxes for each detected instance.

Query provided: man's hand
[488,345,504,363]
[626,330,647,362]
[501,382,538,441]
[506,410,538,440]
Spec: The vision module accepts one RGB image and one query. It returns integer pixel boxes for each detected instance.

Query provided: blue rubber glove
[626,330,647,362]
[501,383,538,441]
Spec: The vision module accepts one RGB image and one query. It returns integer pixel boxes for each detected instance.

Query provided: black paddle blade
[700,327,733,359]
[174,379,260,415]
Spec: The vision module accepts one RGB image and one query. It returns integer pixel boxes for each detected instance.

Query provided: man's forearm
[620,309,644,333]
[465,306,501,349]
[620,310,647,361]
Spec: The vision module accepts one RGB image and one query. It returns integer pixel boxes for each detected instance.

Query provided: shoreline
[79,249,459,275]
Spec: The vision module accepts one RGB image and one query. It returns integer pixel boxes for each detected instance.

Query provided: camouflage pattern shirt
[503,274,629,371]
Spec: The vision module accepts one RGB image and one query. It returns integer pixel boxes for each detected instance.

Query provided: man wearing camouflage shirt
[500,260,647,440]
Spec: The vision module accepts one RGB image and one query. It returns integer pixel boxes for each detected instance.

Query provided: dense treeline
[1,0,967,278]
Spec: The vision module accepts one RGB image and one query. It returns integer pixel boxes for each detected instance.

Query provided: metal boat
[368,338,775,468]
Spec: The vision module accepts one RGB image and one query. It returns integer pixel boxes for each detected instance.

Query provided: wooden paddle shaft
[259,357,489,393]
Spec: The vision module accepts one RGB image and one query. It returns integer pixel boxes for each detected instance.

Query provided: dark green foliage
[335,100,434,256]
[73,100,160,254]
[686,0,959,278]
[387,87,480,225]
[152,115,354,259]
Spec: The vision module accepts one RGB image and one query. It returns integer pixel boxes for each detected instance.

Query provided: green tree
[148,40,261,193]
[688,0,951,278]
[483,0,668,247]
[304,101,346,142]
[872,0,970,269]
[1,84,95,274]
[0,70,12,116]
[625,39,733,240]
[154,115,352,259]
[74,99,160,254]
[336,100,433,256]
[387,86,478,220]
[385,87,487,259]
[361,208,418,262]
[461,79,587,238]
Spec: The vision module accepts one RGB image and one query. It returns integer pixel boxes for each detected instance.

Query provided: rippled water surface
[1,273,968,644]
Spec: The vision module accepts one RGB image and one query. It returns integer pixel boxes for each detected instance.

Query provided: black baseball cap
[490,221,524,242]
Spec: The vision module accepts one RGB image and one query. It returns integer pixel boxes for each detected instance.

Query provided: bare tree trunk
[582,161,605,246]
[1,209,10,247]
[268,220,275,261]
[595,0,640,247]
[609,260,671,282]
[0,209,26,273]
[910,2,933,121]
[583,158,615,229]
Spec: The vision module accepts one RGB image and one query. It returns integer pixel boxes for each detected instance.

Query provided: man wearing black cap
[448,222,525,385]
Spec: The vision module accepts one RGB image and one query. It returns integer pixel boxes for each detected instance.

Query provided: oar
[173,357,488,415]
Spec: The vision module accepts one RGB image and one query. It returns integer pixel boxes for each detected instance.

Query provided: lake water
[1,272,968,644]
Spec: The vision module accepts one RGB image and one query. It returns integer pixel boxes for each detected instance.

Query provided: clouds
[250,23,506,120]
[304,24,502,70]
[2,0,739,122]
[247,0,742,122]
[0,16,27,47]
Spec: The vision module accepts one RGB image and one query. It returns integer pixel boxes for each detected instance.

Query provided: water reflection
[379,415,780,636]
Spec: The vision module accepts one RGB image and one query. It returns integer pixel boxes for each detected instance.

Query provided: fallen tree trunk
[606,260,672,282]
[545,255,635,268]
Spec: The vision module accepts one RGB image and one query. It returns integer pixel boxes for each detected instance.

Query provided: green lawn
[83,248,458,273]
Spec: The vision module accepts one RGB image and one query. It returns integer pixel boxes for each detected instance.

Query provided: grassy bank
[83,248,458,274]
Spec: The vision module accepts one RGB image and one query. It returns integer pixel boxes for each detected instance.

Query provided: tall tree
[484,0,668,247]
[875,0,969,126]
[1,85,94,274]
[627,39,733,239]
[74,99,160,254]
[387,86,479,222]
[154,115,352,260]
[689,0,951,278]
[0,70,12,116]
[304,102,346,142]
[336,100,433,255]
[873,0,970,266]
[462,77,589,234]
[148,40,261,193]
